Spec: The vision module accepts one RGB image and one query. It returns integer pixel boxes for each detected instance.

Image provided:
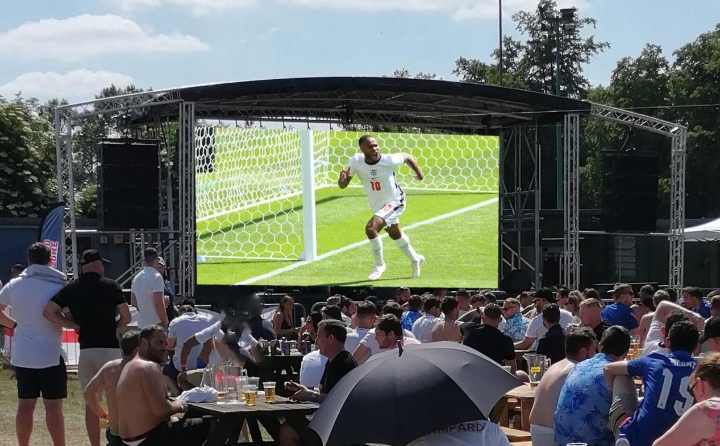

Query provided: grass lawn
[0,366,87,446]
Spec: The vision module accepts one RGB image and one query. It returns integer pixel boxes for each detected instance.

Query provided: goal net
[195,128,498,261]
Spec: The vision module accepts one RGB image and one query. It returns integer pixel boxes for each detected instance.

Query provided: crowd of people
[4,240,720,445]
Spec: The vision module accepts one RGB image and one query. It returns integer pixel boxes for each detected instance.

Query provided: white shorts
[530,424,557,446]
[374,200,405,227]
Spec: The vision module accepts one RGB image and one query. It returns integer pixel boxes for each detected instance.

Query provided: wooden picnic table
[500,384,536,432]
[188,395,319,445]
[261,352,304,394]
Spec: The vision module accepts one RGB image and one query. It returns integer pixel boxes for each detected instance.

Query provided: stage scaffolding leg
[669,128,687,293]
[562,114,580,290]
[499,124,541,290]
[178,102,196,298]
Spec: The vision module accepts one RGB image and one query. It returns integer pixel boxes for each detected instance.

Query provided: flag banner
[38,202,65,272]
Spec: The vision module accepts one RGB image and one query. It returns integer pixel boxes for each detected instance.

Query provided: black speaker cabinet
[98,139,160,230]
[602,151,659,232]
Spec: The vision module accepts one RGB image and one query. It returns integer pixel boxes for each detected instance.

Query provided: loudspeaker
[98,139,160,230]
[602,151,659,232]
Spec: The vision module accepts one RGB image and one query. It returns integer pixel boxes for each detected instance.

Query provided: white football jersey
[347,153,405,211]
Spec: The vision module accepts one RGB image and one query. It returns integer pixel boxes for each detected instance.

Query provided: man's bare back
[84,358,126,433]
[116,357,183,440]
[529,358,577,428]
[431,320,462,342]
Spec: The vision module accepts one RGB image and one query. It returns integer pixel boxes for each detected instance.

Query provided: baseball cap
[80,249,110,266]
[700,317,720,344]
[534,288,557,304]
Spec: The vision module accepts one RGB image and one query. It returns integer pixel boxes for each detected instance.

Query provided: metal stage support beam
[499,124,541,289]
[587,103,687,292]
[178,102,197,298]
[562,114,581,290]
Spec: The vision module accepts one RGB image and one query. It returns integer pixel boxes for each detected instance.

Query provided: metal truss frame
[572,103,687,292]
[53,92,192,295]
[499,124,542,289]
[562,114,581,289]
[178,102,196,297]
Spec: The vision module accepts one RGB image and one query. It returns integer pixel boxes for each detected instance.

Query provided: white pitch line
[235,196,499,285]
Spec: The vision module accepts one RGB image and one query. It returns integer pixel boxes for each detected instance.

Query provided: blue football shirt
[621,350,697,446]
[601,302,639,331]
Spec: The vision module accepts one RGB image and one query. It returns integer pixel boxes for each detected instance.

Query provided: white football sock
[369,237,384,266]
[394,234,418,260]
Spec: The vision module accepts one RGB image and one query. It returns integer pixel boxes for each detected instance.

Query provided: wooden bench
[510,442,532,446]
[501,426,532,442]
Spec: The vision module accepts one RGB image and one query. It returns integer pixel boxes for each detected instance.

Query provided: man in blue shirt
[554,325,631,446]
[602,284,639,332]
[683,286,710,319]
[604,320,698,446]
[400,294,423,331]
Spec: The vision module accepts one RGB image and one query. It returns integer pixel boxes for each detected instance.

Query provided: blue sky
[1,0,718,103]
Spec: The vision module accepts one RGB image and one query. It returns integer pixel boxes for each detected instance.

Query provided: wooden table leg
[258,416,282,441]
[204,415,242,446]
[247,418,264,444]
[520,398,532,431]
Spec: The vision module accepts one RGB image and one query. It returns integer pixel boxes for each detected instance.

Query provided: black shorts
[124,418,211,446]
[15,356,67,400]
[162,361,181,382]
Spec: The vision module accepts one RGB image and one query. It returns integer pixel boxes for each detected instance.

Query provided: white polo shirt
[168,311,218,371]
[131,266,165,327]
[0,265,67,369]
[345,327,371,353]
[525,308,574,347]
[412,314,437,342]
[299,350,328,389]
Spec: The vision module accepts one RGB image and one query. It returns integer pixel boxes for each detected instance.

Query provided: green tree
[669,24,720,217]
[0,95,56,217]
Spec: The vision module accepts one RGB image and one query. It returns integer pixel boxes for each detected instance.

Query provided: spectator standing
[43,249,131,446]
[156,257,178,325]
[683,286,710,319]
[131,248,167,328]
[554,326,631,446]
[463,303,515,369]
[411,297,441,342]
[400,294,423,330]
[0,243,68,446]
[579,298,612,343]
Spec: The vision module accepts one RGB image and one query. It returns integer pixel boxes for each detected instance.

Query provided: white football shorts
[373,199,405,227]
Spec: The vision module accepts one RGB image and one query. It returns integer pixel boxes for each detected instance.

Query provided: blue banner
[37,202,65,272]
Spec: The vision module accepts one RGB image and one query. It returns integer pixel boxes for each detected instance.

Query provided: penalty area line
[235,196,498,285]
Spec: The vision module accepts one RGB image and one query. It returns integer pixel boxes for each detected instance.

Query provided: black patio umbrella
[309,341,521,446]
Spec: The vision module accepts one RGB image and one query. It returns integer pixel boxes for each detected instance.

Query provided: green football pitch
[195,130,499,289]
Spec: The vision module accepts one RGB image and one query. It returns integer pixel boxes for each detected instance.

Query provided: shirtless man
[83,330,139,446]
[116,325,210,446]
[431,297,462,342]
[529,326,597,446]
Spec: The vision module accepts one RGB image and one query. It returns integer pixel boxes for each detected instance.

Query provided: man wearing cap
[602,284,639,333]
[131,248,168,329]
[44,249,131,446]
[514,288,574,351]
[699,317,720,352]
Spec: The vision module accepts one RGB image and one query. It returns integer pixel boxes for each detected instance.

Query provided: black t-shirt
[593,320,613,343]
[319,350,357,394]
[537,324,566,364]
[462,324,515,365]
[51,272,126,349]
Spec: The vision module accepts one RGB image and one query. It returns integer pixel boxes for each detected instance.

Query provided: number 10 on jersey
[370,181,382,191]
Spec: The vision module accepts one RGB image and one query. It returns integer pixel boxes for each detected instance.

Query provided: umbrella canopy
[684,217,720,241]
[309,341,521,446]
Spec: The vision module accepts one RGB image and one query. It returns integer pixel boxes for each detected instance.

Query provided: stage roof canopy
[131,76,591,133]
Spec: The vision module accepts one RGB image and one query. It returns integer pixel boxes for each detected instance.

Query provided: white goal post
[194,127,499,262]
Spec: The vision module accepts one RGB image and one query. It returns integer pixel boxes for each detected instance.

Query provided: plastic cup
[263,382,276,403]
[243,385,257,406]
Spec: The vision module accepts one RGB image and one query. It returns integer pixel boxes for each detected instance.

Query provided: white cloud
[109,0,257,16]
[0,69,134,102]
[277,0,586,21]
[0,14,209,61]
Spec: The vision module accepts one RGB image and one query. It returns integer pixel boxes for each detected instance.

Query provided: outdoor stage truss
[53,78,688,296]
[499,124,541,288]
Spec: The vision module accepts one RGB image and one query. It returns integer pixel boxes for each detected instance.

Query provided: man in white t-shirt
[412,297,441,342]
[641,300,704,356]
[407,419,511,446]
[338,135,426,281]
[374,314,421,352]
[0,243,68,446]
[344,301,377,354]
[514,288,573,351]
[353,303,416,364]
[131,248,167,328]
